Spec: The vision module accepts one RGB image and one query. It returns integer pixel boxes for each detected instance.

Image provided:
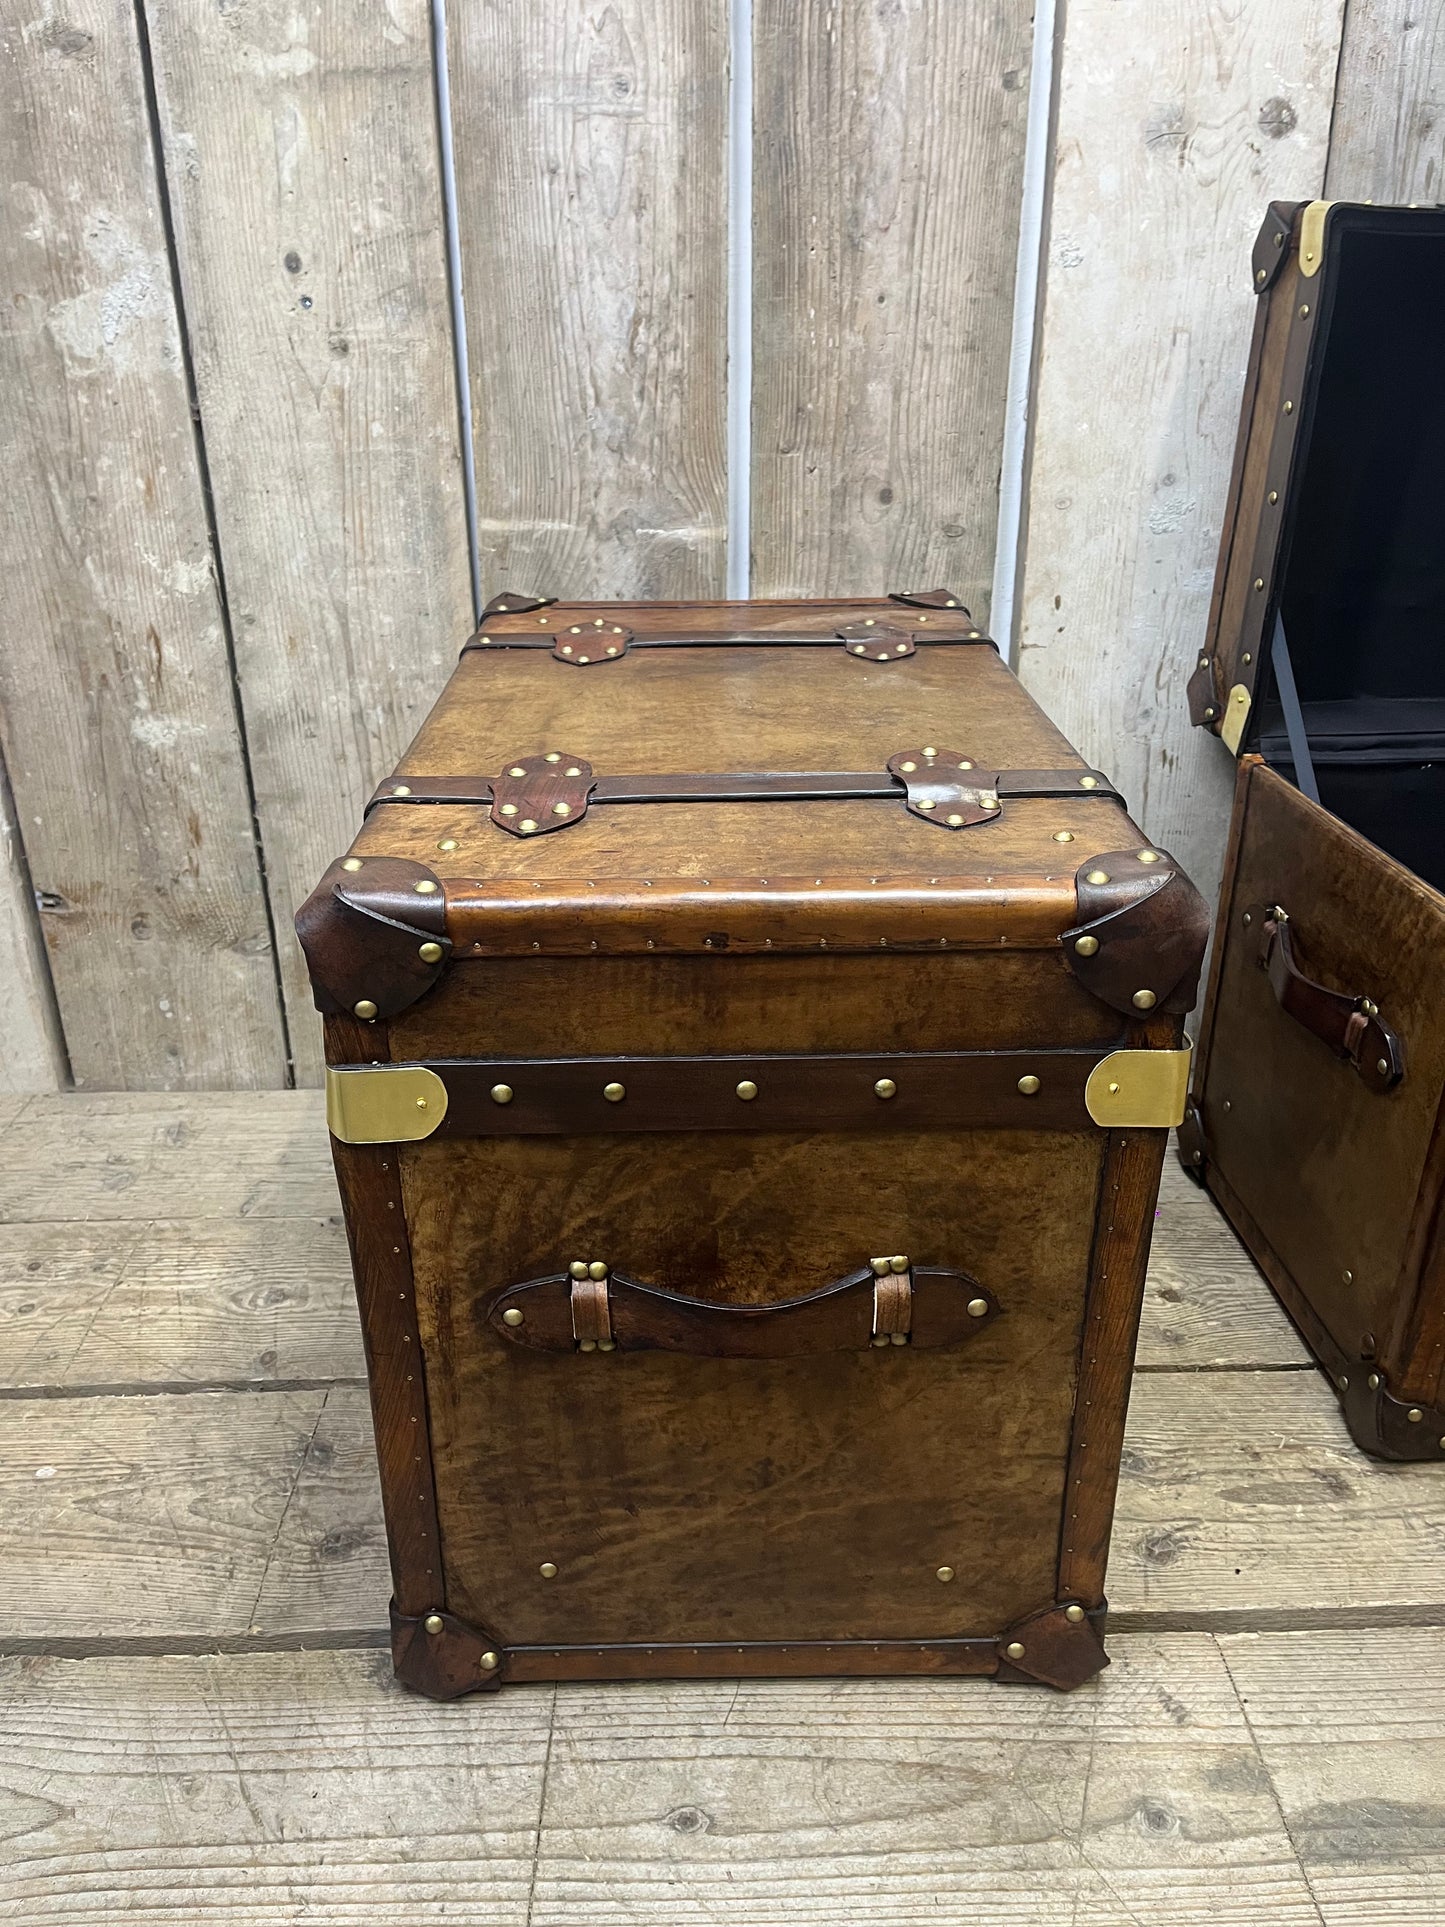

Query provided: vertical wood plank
[143,0,474,1086]
[751,0,1034,608]
[0,0,288,1089]
[1015,0,1347,910]
[1326,1,1445,200]
[0,754,64,1092]
[447,0,729,601]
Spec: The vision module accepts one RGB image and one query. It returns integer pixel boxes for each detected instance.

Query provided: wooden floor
[1,1094,1442,1923]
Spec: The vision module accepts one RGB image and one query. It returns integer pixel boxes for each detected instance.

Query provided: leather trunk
[1184,202,1445,1459]
[298,590,1209,1697]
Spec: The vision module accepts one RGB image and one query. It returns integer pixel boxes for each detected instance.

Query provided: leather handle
[1254,905,1404,1093]
[487,1262,1001,1357]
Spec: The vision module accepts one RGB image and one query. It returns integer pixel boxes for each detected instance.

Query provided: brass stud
[1254,579,1265,593]
[1338,1374,1349,1391]
[1283,399,1293,413]
[1268,490,1279,505]
[392,784,412,798]
[1005,1641,1026,1660]
[1085,870,1110,886]
[438,837,459,852]
[1243,653,1252,665]
[889,1254,909,1274]
[1053,830,1074,843]
[545,752,562,763]
[1137,851,1160,864]
[490,1083,514,1105]
[1256,267,1267,285]
[946,814,964,826]
[519,819,538,834]
[553,802,571,816]
[354,999,378,1020]
[341,856,363,872]
[593,618,605,628]
[500,802,518,816]
[419,941,443,963]
[1299,305,1309,318]
[479,1651,500,1671]
[502,1307,524,1326]
[562,645,573,655]
[588,1260,608,1281]
[922,746,937,758]
[603,1082,625,1103]
[736,1079,758,1100]
[871,1334,890,1348]
[1362,999,1378,1016]
[1368,1373,1381,1390]
[900,761,917,772]
[424,1612,444,1634]
[1079,776,1099,790]
[870,1257,891,1276]
[1018,1075,1041,1096]
[1408,1407,1424,1423]
[508,766,527,778]
[598,1338,616,1352]
[1074,935,1099,957]
[1203,706,1216,721]
[570,1261,588,1279]
[540,1561,558,1578]
[874,1077,897,1099]
[854,644,867,654]
[967,1297,988,1318]
[1132,989,1157,1010]
[959,759,974,770]
[565,766,582,777]
[1342,1269,1353,1284]
[890,1331,908,1345]
[895,643,907,654]
[936,1566,955,1582]
[577,655,590,664]
[1376,1057,1389,1076]
[1065,1604,1086,1624]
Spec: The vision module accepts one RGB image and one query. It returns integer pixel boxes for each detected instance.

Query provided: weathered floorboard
[446,0,728,599]
[143,0,474,1085]
[751,0,1034,607]
[1015,0,1348,910]
[0,762,64,1094]
[0,0,287,1089]
[1326,0,1445,201]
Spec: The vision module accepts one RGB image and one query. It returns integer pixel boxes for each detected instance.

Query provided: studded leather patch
[886,747,1001,828]
[838,622,916,660]
[552,622,633,664]
[488,752,597,837]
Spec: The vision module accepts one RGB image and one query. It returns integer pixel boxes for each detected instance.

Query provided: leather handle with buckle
[1254,904,1404,1093]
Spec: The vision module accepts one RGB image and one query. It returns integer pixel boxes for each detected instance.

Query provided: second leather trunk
[299,590,1208,1696]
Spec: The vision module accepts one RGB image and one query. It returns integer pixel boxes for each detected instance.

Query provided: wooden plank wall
[0,0,1442,1087]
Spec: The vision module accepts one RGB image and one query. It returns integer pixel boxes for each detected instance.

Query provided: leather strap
[1255,905,1405,1093]
[488,1263,998,1358]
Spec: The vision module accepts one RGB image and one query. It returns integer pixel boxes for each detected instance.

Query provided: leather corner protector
[994,1601,1109,1691]
[1251,200,1303,291]
[482,591,555,617]
[391,1603,505,1698]
[552,622,632,663]
[294,855,451,1019]
[1062,850,1211,1018]
[1335,1368,1445,1464]
[1186,653,1222,732]
[1175,1098,1209,1183]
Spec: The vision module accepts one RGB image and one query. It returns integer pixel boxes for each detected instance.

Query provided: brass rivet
[545,752,562,763]
[419,941,443,963]
[874,1078,897,1099]
[577,655,590,663]
[1005,1642,1026,1660]
[1243,653,1252,665]
[1079,776,1099,790]
[870,1257,891,1276]
[354,999,378,1020]
[890,1255,909,1273]
[922,746,937,758]
[1018,1075,1041,1096]
[946,814,963,827]
[1085,869,1110,886]
[502,1307,524,1327]
[588,1260,608,1281]
[1283,399,1293,413]
[1065,1604,1086,1624]
[959,759,973,770]
[1268,490,1279,505]
[967,1297,988,1318]
[1254,578,1265,592]
[1243,912,1253,926]
[736,1080,758,1100]
[598,1338,616,1352]
[341,856,363,872]
[1074,935,1099,957]
[414,880,437,898]
[603,1082,625,1102]
[593,618,604,628]
[490,1083,514,1105]
[936,1566,955,1582]
[479,1651,500,1671]
[565,766,582,777]
[900,760,917,772]
[1108,1082,1120,1095]
[1273,231,1284,247]
[392,784,411,797]
[871,1334,890,1347]
[1053,830,1074,843]
[553,802,571,816]
[1132,989,1157,1010]
[508,766,527,778]
[890,1331,908,1345]
[1204,706,1216,720]
[570,625,582,633]
[1198,656,1209,670]
[438,837,459,852]
[1408,1407,1424,1423]
[1342,1269,1353,1284]
[1137,850,1160,864]
[1338,1374,1349,1390]
[424,1612,444,1634]
[562,645,573,655]
[854,644,867,654]
[894,642,907,654]
[1377,1058,1389,1076]
[569,1261,588,1279]
[519,819,538,833]
[1368,1373,1381,1390]
[540,1562,558,1578]
[1299,304,1309,318]
[500,802,518,816]
[1256,267,1267,284]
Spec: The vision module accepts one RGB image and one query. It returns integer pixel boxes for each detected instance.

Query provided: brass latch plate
[327,1065,449,1144]
[1220,682,1252,755]
[1298,199,1333,278]
[1084,1048,1192,1129]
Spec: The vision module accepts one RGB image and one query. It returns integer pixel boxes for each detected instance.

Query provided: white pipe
[726,0,754,598]
[432,0,483,621]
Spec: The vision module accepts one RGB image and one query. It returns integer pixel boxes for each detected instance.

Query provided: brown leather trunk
[1184,203,1445,1459]
[298,591,1209,1697]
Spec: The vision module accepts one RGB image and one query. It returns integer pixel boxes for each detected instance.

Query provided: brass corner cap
[1085,1048,1192,1129]
[1298,199,1334,278]
[326,1064,449,1144]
